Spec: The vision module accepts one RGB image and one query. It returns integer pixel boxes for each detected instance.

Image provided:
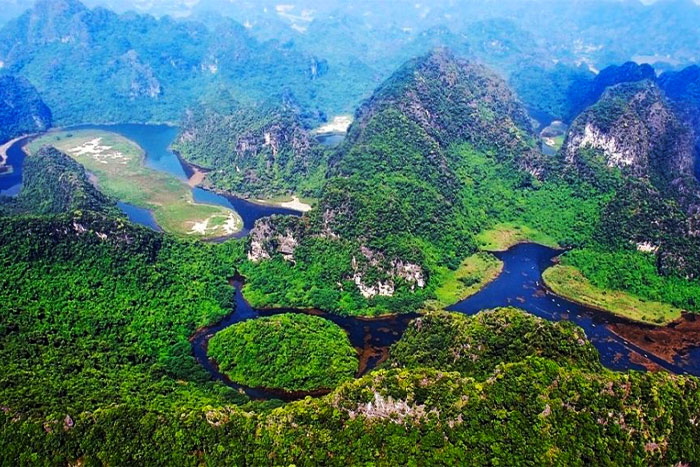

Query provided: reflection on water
[316,133,345,147]
[449,243,698,375]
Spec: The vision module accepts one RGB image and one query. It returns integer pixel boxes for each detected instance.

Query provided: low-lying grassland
[29,130,242,239]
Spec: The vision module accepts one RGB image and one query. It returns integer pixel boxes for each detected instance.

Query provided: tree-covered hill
[0,74,51,144]
[561,79,700,281]
[2,258,699,466]
[173,94,328,198]
[239,50,607,315]
[0,145,118,216]
[510,61,658,126]
[0,0,352,125]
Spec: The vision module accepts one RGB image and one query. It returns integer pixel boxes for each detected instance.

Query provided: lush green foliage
[0,146,118,216]
[0,213,248,417]
[510,61,657,125]
[209,313,357,391]
[387,309,602,377]
[173,97,329,198]
[0,206,698,464]
[562,248,700,313]
[0,0,359,125]
[0,74,51,144]
[4,333,700,464]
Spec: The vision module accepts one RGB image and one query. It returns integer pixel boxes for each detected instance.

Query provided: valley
[3,0,700,463]
[29,129,241,239]
[193,242,700,402]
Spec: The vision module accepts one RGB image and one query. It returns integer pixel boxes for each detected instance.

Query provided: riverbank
[427,252,504,310]
[176,150,314,213]
[191,278,417,401]
[28,129,242,239]
[542,264,682,326]
[476,223,560,251]
[609,313,700,365]
[252,196,313,212]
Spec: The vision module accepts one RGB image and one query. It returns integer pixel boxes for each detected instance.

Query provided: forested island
[2,0,700,464]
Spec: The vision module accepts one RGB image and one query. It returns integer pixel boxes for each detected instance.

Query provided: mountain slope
[0,0,336,125]
[1,145,118,216]
[241,50,581,315]
[0,74,51,144]
[174,96,327,198]
[563,80,696,190]
[561,78,700,283]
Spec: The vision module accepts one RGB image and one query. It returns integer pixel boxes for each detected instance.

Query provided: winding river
[194,243,700,400]
[0,124,304,234]
[3,124,700,401]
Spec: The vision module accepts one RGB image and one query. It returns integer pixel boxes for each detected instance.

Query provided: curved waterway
[0,124,304,235]
[193,243,700,401]
[191,278,418,400]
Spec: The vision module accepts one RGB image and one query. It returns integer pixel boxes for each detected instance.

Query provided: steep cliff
[562,79,700,279]
[563,80,697,194]
[0,74,51,144]
[174,99,326,198]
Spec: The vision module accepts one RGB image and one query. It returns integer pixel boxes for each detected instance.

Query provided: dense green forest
[233,54,700,320]
[173,95,329,198]
[234,49,618,316]
[209,313,357,392]
[0,146,119,216]
[2,268,699,465]
[3,0,700,457]
[0,213,250,416]
[0,74,51,144]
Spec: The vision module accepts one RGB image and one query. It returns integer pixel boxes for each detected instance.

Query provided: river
[194,243,700,401]
[3,125,699,400]
[0,123,304,234]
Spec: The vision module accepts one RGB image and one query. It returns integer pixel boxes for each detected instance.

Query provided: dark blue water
[448,243,695,375]
[0,136,31,196]
[0,124,304,236]
[116,201,162,232]
[192,187,301,238]
[191,279,417,400]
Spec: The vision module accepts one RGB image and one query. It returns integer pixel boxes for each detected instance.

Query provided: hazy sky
[45,0,700,17]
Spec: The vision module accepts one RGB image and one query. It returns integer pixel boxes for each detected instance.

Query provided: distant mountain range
[2,0,700,131]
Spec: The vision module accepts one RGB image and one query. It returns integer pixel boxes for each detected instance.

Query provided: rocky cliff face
[563,78,700,279]
[563,80,697,193]
[659,65,700,181]
[247,216,426,299]
[0,75,52,144]
[175,101,323,198]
